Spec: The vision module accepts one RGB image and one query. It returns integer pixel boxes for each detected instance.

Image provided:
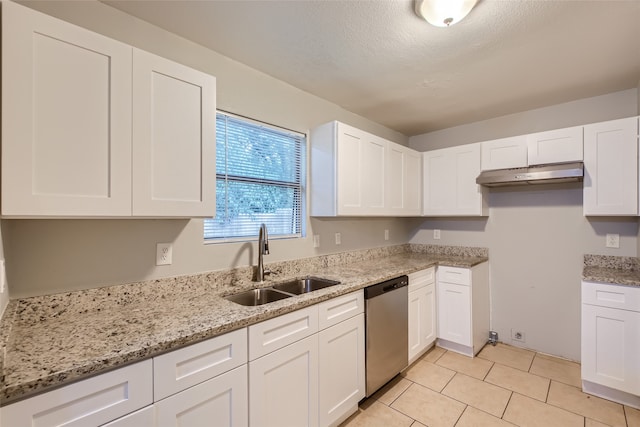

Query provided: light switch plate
[606,234,620,248]
[313,235,320,248]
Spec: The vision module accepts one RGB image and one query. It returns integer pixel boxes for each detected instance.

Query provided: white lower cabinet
[318,301,365,427]
[436,263,489,357]
[2,360,153,426]
[249,335,319,427]
[581,281,640,407]
[156,365,248,427]
[408,268,436,364]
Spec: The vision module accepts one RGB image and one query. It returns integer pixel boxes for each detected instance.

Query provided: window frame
[204,111,306,244]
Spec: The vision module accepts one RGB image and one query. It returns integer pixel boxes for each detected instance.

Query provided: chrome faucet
[256,223,270,282]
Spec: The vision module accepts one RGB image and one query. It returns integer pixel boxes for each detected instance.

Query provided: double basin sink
[225,277,340,306]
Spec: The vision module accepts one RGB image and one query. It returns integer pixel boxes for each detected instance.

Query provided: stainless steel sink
[224,288,292,306]
[272,277,341,295]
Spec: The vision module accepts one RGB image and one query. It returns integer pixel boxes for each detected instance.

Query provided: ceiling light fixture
[414,0,478,27]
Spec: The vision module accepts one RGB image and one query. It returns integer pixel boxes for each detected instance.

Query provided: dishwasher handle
[364,275,408,299]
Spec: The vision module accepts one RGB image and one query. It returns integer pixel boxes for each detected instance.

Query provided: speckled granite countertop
[582,254,640,287]
[0,244,487,405]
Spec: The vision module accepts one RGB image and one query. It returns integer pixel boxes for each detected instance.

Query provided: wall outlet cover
[433,229,441,240]
[156,243,173,266]
[605,233,620,248]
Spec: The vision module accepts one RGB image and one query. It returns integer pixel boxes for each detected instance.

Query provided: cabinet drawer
[2,360,152,427]
[318,291,364,330]
[249,305,318,360]
[582,281,640,312]
[437,266,471,285]
[408,267,435,291]
[154,328,247,400]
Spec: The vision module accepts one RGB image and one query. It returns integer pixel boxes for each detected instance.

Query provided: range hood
[476,162,584,187]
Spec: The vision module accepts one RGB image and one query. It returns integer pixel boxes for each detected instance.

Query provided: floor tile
[441,373,511,417]
[626,405,640,427]
[456,406,517,427]
[485,363,550,401]
[410,422,428,427]
[585,419,613,427]
[340,400,414,427]
[403,359,456,392]
[391,383,466,427]
[435,350,493,380]
[478,343,535,372]
[372,376,412,405]
[503,393,584,427]
[547,381,626,427]
[423,345,446,363]
[529,353,581,387]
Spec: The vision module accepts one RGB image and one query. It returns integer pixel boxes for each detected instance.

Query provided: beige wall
[409,91,640,361]
[2,1,411,298]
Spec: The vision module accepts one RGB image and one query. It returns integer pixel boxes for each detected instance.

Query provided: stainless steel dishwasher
[364,275,409,397]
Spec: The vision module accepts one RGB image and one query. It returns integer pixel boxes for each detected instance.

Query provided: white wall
[2,1,411,298]
[409,91,640,361]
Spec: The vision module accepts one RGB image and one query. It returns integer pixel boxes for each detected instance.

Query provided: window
[205,112,305,241]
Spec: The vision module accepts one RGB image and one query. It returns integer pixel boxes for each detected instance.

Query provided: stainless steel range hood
[476,162,583,187]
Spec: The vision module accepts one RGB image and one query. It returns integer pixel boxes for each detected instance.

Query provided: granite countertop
[0,244,487,405]
[582,254,640,287]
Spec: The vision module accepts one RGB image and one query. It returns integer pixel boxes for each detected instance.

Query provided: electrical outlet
[606,233,620,248]
[384,229,389,241]
[511,329,526,343]
[434,229,441,240]
[313,235,320,248]
[335,232,341,245]
[156,243,173,266]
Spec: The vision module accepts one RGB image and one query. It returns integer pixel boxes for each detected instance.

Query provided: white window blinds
[204,112,305,241]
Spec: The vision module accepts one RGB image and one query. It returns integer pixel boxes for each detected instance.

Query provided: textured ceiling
[103,0,640,136]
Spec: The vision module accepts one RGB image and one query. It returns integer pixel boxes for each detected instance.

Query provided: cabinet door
[480,136,528,171]
[408,284,436,364]
[132,49,216,217]
[319,313,365,427]
[527,126,583,165]
[249,335,319,427]
[437,282,471,346]
[423,144,485,216]
[582,304,640,395]
[2,1,132,217]
[156,365,248,427]
[454,143,486,216]
[423,283,437,348]
[387,145,422,216]
[423,149,455,215]
[408,288,425,363]
[336,124,386,215]
[2,360,152,427]
[583,117,638,216]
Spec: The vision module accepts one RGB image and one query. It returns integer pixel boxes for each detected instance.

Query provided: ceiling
[103,0,640,136]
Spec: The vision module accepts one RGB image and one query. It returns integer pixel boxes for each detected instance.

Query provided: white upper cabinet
[1,2,216,218]
[132,49,216,217]
[480,135,528,171]
[423,143,487,216]
[311,121,420,216]
[583,117,638,216]
[2,1,132,216]
[527,126,583,165]
[386,144,422,216]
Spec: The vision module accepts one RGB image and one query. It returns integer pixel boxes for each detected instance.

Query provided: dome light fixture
[414,0,478,27]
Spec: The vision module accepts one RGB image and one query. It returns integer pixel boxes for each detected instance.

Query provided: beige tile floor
[341,343,640,427]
